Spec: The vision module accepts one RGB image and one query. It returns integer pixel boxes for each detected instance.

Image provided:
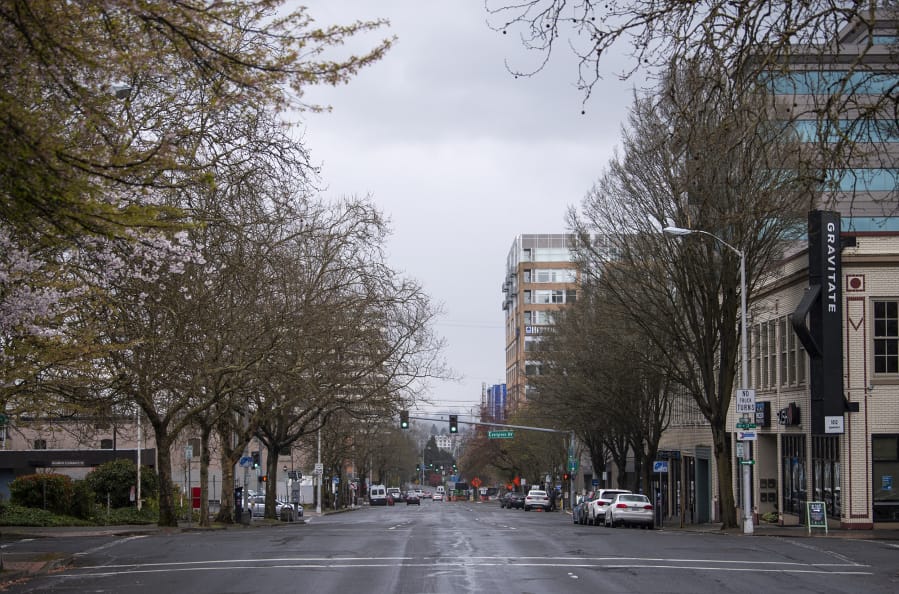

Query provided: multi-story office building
[502,234,579,412]
[481,383,508,423]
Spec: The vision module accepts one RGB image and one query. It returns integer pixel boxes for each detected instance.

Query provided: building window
[872,435,899,522]
[873,300,898,374]
[752,324,761,388]
[782,434,806,518]
[524,310,532,325]
[767,320,777,388]
[523,269,531,283]
[812,436,840,519]
[760,322,769,388]
[532,268,576,283]
[533,289,565,304]
[779,317,789,387]
[100,439,113,449]
[524,290,532,304]
[33,439,47,450]
[533,310,554,325]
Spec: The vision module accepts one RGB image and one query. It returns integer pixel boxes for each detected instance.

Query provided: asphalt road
[3,499,898,593]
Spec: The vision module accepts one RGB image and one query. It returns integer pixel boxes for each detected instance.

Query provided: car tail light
[615,503,628,509]
[644,505,653,510]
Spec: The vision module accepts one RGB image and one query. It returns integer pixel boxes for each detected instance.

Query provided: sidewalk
[658,517,899,539]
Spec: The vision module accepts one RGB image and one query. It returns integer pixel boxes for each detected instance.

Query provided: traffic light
[257,475,267,483]
[416,464,421,473]
[449,414,458,433]
[251,451,260,469]
[400,410,409,429]
[563,473,570,481]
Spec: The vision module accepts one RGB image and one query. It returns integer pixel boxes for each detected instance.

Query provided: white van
[369,484,388,506]
[434,485,446,500]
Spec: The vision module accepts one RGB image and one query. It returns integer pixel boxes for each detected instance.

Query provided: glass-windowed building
[502,234,579,412]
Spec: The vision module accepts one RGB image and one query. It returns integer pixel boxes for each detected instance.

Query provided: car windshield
[528,491,546,497]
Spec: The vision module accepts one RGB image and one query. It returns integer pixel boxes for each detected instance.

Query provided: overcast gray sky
[299,1,639,422]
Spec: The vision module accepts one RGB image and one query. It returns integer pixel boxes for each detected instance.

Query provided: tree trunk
[198,426,211,527]
[155,431,178,527]
[266,443,280,519]
[215,446,236,523]
[712,426,738,528]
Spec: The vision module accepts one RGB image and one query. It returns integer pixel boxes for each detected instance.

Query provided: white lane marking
[54,560,874,579]
[73,535,149,557]
[64,554,871,575]
[71,554,869,570]
[568,571,579,579]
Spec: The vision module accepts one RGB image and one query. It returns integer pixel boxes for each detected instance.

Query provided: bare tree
[487,2,899,214]
[569,59,812,528]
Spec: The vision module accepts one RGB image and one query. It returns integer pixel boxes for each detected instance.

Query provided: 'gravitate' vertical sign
[806,210,844,434]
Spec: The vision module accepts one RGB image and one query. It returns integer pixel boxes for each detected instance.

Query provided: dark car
[508,492,525,509]
[499,491,513,508]
[574,491,596,524]
[405,491,421,505]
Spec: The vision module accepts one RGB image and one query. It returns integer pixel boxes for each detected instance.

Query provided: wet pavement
[1,509,897,587]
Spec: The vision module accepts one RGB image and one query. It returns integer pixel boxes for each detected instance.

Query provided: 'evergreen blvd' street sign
[488,430,514,439]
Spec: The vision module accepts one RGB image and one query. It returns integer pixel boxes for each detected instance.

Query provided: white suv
[588,489,632,525]
[523,489,551,511]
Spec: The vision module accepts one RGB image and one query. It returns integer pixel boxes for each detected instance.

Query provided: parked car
[574,491,596,524]
[246,495,297,520]
[603,493,654,528]
[587,489,632,525]
[508,492,525,509]
[405,491,421,505]
[523,489,551,511]
[433,492,444,502]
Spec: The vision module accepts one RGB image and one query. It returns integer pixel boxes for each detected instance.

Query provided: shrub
[85,459,158,507]
[70,479,96,519]
[9,473,74,515]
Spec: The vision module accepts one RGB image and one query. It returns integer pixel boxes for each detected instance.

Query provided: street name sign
[737,430,758,441]
[488,430,514,439]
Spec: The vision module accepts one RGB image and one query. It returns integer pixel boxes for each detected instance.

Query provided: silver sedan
[603,493,654,528]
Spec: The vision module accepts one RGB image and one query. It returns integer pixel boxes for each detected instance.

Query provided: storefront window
[873,435,899,522]
[812,436,840,518]
[782,434,806,518]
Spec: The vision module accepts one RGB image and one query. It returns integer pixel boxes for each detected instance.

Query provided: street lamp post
[663,226,753,535]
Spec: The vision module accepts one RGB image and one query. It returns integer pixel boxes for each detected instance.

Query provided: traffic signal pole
[401,413,575,511]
